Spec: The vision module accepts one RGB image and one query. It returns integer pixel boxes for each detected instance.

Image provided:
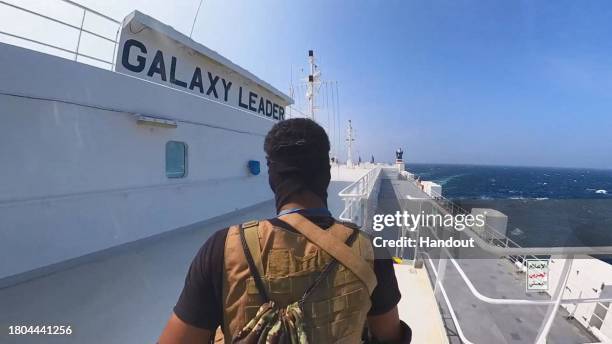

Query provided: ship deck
[0,166,599,343]
[376,169,597,344]
[0,176,354,343]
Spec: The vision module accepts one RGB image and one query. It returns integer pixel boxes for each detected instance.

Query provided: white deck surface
[395,264,449,344]
[0,180,352,343]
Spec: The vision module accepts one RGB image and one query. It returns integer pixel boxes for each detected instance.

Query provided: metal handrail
[0,0,121,68]
[338,166,383,227]
[60,0,121,24]
[338,166,381,197]
[422,247,612,343]
[421,240,612,306]
[401,173,612,343]
[423,251,574,344]
[0,1,119,42]
[0,30,113,66]
[423,251,476,344]
[411,179,612,258]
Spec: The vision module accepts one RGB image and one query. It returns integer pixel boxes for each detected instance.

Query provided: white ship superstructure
[2,2,612,344]
[0,9,291,283]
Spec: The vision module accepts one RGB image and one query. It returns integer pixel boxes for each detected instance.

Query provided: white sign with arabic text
[526,259,549,292]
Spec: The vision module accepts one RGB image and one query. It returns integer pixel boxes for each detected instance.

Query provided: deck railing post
[74,9,86,61]
[397,224,405,259]
[413,201,423,263]
[534,254,574,344]
[111,28,120,70]
[434,251,448,295]
[0,0,120,68]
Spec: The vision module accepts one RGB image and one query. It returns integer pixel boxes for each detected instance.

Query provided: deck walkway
[378,168,597,343]
[0,180,350,343]
[1,165,598,343]
[375,169,449,343]
[395,264,449,344]
[0,199,276,344]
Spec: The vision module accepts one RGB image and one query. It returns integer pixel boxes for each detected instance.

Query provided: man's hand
[158,313,212,344]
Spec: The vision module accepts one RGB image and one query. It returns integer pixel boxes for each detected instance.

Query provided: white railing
[0,0,121,69]
[338,166,382,228]
[423,251,598,344]
[423,248,612,344]
[425,186,547,269]
[400,174,612,343]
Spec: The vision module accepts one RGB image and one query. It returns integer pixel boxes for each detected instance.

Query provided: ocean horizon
[404,163,612,250]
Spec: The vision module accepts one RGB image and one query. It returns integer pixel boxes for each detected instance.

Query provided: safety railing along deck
[0,0,121,69]
[426,186,548,268]
[338,166,382,228]
[399,174,612,343]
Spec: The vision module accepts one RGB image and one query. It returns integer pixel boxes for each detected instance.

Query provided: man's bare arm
[158,313,212,344]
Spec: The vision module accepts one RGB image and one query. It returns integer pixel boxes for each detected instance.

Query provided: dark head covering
[264,118,331,213]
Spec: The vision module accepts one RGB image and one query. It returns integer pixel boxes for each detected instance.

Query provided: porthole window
[166,141,187,178]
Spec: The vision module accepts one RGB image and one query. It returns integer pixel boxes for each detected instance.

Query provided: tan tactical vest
[221,218,376,343]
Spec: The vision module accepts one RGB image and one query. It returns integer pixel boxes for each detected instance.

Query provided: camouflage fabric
[231,301,308,344]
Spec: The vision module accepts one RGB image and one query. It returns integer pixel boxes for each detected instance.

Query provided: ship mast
[346,120,355,168]
[306,50,320,120]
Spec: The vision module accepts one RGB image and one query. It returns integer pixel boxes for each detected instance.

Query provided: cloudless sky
[2,0,612,169]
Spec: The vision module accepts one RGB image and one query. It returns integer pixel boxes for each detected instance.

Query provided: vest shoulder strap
[242,221,263,277]
[278,213,378,295]
[238,221,270,302]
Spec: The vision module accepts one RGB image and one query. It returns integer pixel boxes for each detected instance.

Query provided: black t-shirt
[173,215,402,330]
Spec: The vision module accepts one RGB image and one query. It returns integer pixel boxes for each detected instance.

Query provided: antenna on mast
[346,120,355,168]
[288,65,294,119]
[306,50,320,120]
[189,0,204,38]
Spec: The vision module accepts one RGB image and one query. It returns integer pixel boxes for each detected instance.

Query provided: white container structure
[421,181,442,198]
[470,208,508,238]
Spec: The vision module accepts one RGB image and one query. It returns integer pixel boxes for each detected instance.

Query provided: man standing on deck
[159,118,411,343]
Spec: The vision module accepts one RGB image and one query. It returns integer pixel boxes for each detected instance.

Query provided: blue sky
[5,0,612,168]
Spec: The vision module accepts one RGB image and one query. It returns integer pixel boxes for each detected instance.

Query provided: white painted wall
[0,42,281,280]
[548,256,612,341]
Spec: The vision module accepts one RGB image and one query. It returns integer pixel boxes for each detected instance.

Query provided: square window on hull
[166,141,187,178]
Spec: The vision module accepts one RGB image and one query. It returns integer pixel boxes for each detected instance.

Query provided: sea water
[407,164,612,249]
